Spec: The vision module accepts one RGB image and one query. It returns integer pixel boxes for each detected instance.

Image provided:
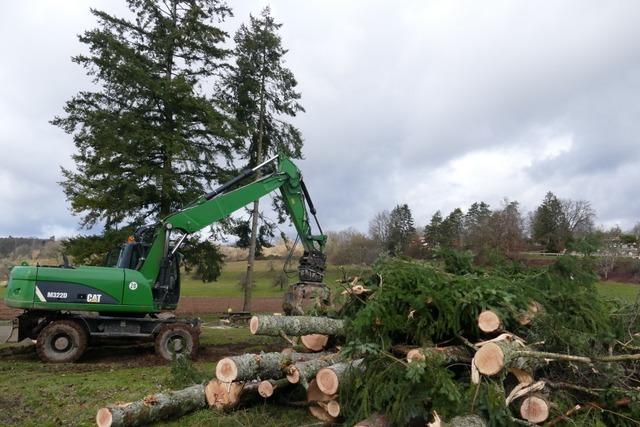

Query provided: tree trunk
[355,413,390,427]
[242,52,267,313]
[250,315,345,337]
[204,379,262,411]
[519,394,550,423]
[405,346,472,364]
[96,384,205,427]
[258,378,290,398]
[285,354,343,386]
[315,359,363,395]
[300,334,329,352]
[306,379,337,422]
[215,350,334,382]
[477,310,502,333]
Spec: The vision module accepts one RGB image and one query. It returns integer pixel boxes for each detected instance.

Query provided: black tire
[154,324,199,361]
[36,320,88,363]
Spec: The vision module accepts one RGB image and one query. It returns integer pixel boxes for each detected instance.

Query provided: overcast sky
[1,0,639,238]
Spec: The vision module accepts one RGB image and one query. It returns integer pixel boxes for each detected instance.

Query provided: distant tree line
[326,191,640,266]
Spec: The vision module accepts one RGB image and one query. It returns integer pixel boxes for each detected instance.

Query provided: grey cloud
[1,0,640,237]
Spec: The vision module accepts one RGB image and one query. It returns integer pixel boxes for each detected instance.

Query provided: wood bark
[250,315,345,337]
[355,413,390,427]
[216,351,334,382]
[406,346,472,364]
[474,340,640,376]
[429,413,487,427]
[96,384,205,427]
[315,359,364,395]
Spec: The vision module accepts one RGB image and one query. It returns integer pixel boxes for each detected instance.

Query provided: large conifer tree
[220,7,304,310]
[53,0,237,229]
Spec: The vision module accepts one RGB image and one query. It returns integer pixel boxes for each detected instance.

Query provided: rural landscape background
[1,0,640,426]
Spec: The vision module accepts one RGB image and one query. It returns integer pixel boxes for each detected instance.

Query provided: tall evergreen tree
[532,191,569,252]
[387,204,416,254]
[52,1,236,277]
[54,1,237,227]
[220,7,304,311]
[463,202,492,253]
[423,211,443,251]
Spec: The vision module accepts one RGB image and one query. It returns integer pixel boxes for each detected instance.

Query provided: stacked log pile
[96,256,640,426]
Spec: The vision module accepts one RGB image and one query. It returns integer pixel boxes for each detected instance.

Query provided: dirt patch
[0,395,32,424]
[176,297,283,315]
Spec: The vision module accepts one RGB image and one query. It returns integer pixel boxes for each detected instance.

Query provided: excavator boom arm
[139,155,326,282]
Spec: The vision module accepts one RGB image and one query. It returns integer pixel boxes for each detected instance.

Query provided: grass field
[1,260,640,426]
[596,280,640,302]
[0,259,365,300]
[0,326,316,426]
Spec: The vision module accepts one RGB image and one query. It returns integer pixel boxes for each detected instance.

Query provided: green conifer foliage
[53,0,237,229]
[339,256,638,426]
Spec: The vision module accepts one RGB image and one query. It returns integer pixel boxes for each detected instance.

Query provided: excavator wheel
[36,319,88,363]
[154,323,199,361]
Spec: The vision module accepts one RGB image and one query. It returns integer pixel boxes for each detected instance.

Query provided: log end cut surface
[96,408,112,427]
[520,395,549,423]
[316,367,339,395]
[258,381,273,398]
[309,405,337,423]
[326,400,340,418]
[406,349,426,362]
[215,358,238,383]
[474,342,505,376]
[301,334,329,352]
[478,310,501,333]
[249,316,259,335]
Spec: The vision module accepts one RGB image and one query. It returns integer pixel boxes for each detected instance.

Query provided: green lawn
[596,281,640,302]
[0,259,365,299]
[0,326,315,426]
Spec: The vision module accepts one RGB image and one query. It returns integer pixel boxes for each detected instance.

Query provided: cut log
[519,394,550,423]
[355,413,390,427]
[285,354,343,386]
[473,340,535,376]
[306,379,337,422]
[477,310,501,333]
[518,301,542,326]
[215,351,333,382]
[318,400,341,417]
[250,315,345,337]
[300,334,329,352]
[204,379,261,411]
[406,346,472,364]
[96,384,205,427]
[257,378,290,398]
[316,359,364,395]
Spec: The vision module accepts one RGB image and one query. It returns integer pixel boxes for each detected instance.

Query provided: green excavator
[4,154,328,362]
